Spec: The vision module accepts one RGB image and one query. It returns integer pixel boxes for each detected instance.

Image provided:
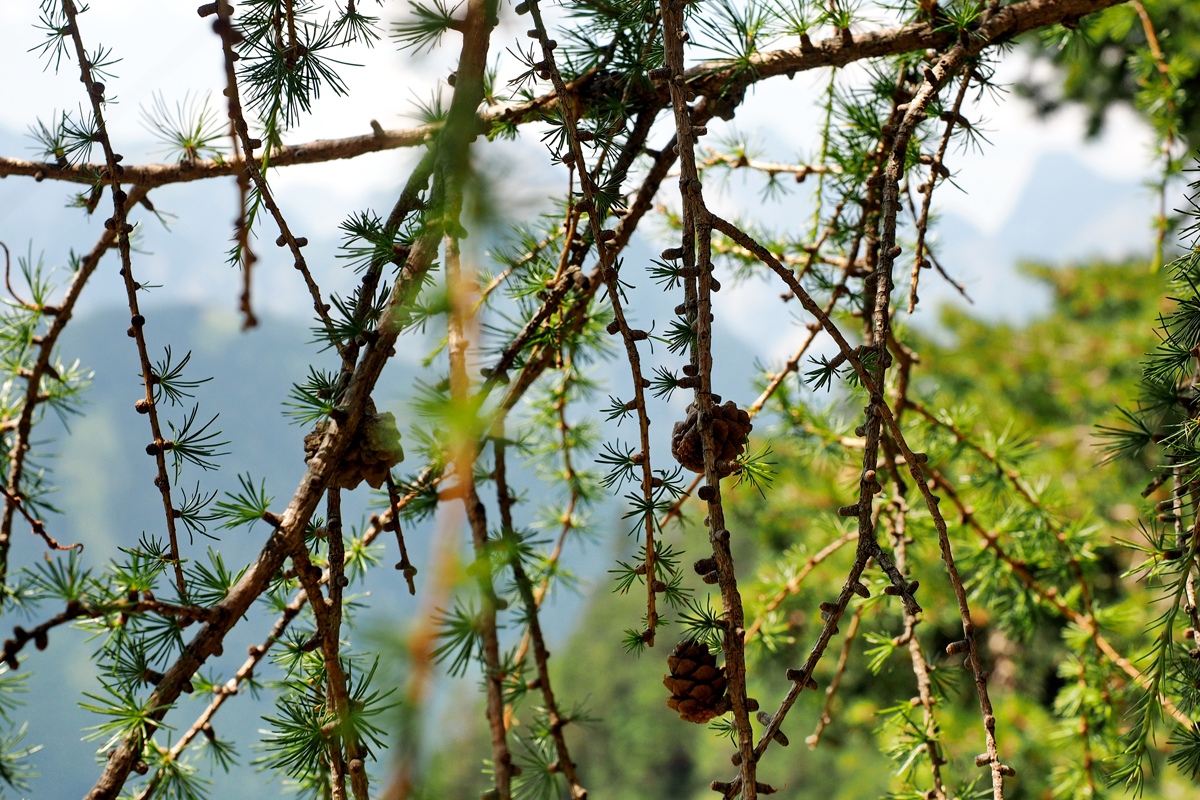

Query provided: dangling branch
[494,434,587,800]
[654,0,761,791]
[524,0,662,646]
[0,486,80,555]
[907,70,973,313]
[384,472,417,595]
[58,0,187,596]
[211,1,335,341]
[887,498,948,800]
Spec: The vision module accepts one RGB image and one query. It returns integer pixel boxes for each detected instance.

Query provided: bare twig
[1,596,222,672]
[0,485,80,555]
[1131,0,1176,268]
[525,0,661,645]
[59,0,187,596]
[494,435,587,799]
[385,472,417,595]
[805,606,862,748]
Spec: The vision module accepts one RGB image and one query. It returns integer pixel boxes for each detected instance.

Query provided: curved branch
[0,0,1124,189]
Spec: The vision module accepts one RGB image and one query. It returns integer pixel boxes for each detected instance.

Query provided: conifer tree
[0,1,1197,799]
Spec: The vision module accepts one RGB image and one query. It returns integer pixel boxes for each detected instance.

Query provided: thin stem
[908,71,972,313]
[59,0,186,596]
[805,606,862,748]
[494,436,587,800]
[811,70,837,243]
[926,465,1191,726]
[888,499,947,800]
[212,3,338,344]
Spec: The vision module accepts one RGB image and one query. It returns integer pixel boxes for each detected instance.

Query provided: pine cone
[304,400,404,490]
[670,400,753,477]
[664,639,730,723]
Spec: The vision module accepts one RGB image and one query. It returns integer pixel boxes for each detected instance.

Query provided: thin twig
[0,484,81,554]
[212,3,337,343]
[494,434,587,800]
[805,606,862,748]
[907,71,972,313]
[1131,0,1176,268]
[526,0,661,645]
[745,530,857,643]
[59,0,187,596]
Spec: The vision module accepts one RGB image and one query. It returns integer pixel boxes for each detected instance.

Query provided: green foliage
[166,405,230,478]
[1093,172,1200,793]
[236,0,360,134]
[80,683,171,752]
[283,366,343,425]
[1022,0,1200,145]
[392,0,463,54]
[0,722,39,794]
[214,473,274,531]
[255,684,333,781]
[139,91,227,164]
[678,596,724,649]
[153,347,212,407]
[432,598,485,678]
[27,107,102,167]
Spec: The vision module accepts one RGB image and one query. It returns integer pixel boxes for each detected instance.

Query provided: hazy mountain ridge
[0,118,1164,795]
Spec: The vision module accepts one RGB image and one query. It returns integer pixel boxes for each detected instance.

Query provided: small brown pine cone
[665,639,729,723]
[304,400,404,490]
[671,404,705,472]
[670,401,752,477]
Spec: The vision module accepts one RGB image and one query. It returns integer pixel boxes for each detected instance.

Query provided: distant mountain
[12,306,433,799]
[0,118,1168,796]
[923,152,1159,324]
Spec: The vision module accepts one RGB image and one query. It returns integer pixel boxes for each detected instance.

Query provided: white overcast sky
[0,1,1164,275]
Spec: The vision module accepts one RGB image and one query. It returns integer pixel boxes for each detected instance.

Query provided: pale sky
[0,1,1166,300]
